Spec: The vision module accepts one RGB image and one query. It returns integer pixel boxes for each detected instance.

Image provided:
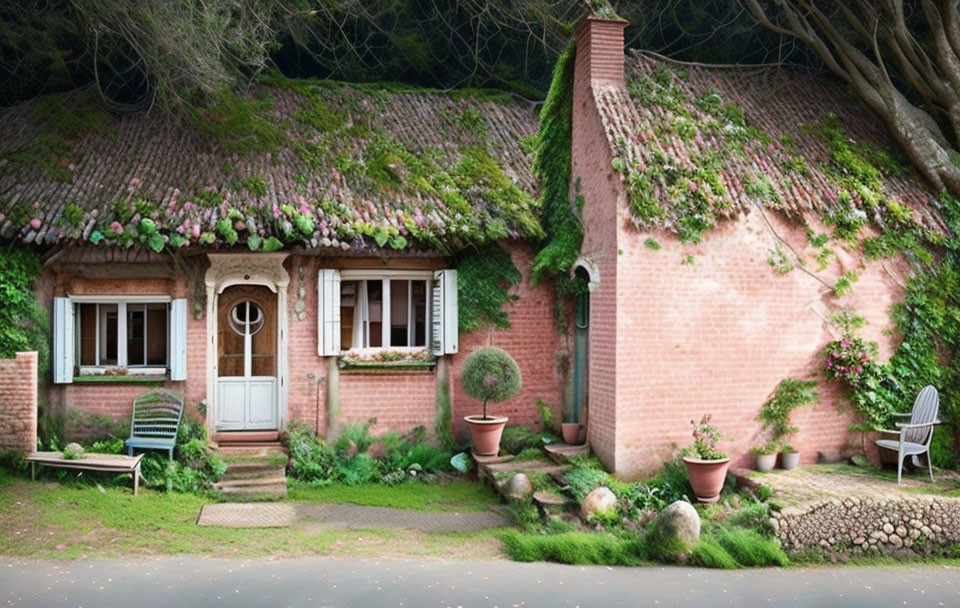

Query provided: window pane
[146,305,168,366]
[127,307,145,366]
[390,280,409,347]
[367,280,383,348]
[412,280,427,347]
[101,305,118,365]
[340,281,358,350]
[78,304,97,366]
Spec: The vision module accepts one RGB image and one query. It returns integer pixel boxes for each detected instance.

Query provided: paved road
[1,557,958,607]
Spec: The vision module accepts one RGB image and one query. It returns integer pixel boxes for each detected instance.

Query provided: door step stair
[213,454,288,499]
[214,441,287,458]
[213,431,280,444]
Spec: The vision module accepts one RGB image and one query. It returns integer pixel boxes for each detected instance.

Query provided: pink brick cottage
[0,14,945,477]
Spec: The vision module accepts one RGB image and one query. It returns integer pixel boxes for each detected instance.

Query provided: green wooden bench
[125,390,184,462]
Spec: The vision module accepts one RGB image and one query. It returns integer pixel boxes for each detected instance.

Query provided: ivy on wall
[531,43,582,286]
[456,243,521,332]
[0,249,49,374]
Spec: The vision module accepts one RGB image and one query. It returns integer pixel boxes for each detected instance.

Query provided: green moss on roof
[0,77,541,253]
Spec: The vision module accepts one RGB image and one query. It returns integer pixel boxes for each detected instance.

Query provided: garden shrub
[499,425,555,454]
[138,419,225,492]
[0,249,49,375]
[285,421,454,486]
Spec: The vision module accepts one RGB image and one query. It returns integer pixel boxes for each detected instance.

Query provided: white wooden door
[215,287,278,430]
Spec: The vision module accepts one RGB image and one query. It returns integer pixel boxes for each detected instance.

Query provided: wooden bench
[125,390,184,462]
[26,452,144,495]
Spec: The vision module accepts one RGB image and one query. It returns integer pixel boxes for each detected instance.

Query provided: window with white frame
[53,296,188,383]
[76,302,169,369]
[340,278,429,350]
[317,269,458,356]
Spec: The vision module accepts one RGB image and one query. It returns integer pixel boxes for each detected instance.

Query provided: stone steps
[213,450,288,499]
[476,448,584,518]
[544,442,590,464]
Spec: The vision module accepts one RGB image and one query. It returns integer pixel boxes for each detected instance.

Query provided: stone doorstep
[220,466,287,482]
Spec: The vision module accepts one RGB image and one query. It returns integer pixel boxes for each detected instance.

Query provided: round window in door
[229,301,265,337]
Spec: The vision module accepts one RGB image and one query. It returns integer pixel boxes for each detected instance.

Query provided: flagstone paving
[197,502,508,531]
[745,464,960,506]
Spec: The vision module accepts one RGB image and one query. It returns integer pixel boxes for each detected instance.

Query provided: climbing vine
[530,43,582,286]
[456,243,521,332]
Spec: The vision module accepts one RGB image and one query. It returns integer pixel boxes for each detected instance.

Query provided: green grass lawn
[286,479,501,511]
[0,468,505,559]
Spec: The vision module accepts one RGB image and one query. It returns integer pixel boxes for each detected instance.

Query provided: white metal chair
[874,385,940,484]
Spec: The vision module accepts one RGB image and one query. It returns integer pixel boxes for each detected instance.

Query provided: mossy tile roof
[0,80,541,253]
[596,51,946,242]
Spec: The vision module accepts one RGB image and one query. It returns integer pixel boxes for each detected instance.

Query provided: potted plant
[461,346,522,456]
[561,421,581,444]
[681,414,730,503]
[779,444,800,470]
[750,441,778,472]
[756,378,818,470]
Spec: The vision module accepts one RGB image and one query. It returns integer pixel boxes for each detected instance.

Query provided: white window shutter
[318,269,341,356]
[431,270,458,355]
[169,298,188,381]
[53,297,74,384]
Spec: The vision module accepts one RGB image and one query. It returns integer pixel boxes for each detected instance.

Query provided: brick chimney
[573,15,628,87]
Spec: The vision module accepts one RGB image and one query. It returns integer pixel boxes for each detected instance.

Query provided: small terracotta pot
[561,422,581,445]
[682,456,731,503]
[780,451,800,470]
[755,452,776,472]
[464,415,508,456]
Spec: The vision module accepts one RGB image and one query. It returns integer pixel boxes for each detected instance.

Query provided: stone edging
[771,495,960,556]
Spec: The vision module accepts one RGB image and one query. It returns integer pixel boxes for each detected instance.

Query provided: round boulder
[654,501,701,551]
[503,473,533,501]
[580,486,618,520]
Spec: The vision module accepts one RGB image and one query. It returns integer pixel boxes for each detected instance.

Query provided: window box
[72,374,166,387]
[338,349,437,371]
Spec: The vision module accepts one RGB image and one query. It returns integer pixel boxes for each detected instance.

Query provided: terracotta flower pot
[682,456,731,503]
[562,422,581,445]
[780,451,800,470]
[465,415,508,456]
[755,452,776,472]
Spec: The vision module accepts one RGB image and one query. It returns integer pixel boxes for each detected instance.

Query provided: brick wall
[450,241,567,440]
[611,211,907,478]
[39,246,564,442]
[0,352,38,452]
[44,274,199,423]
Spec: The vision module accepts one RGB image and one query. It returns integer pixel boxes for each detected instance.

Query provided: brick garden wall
[0,352,38,452]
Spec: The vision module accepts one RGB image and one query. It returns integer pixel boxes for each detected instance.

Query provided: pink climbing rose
[29,218,42,230]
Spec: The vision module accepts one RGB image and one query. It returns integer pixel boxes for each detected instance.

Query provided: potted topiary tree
[461,346,522,456]
[681,414,730,503]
